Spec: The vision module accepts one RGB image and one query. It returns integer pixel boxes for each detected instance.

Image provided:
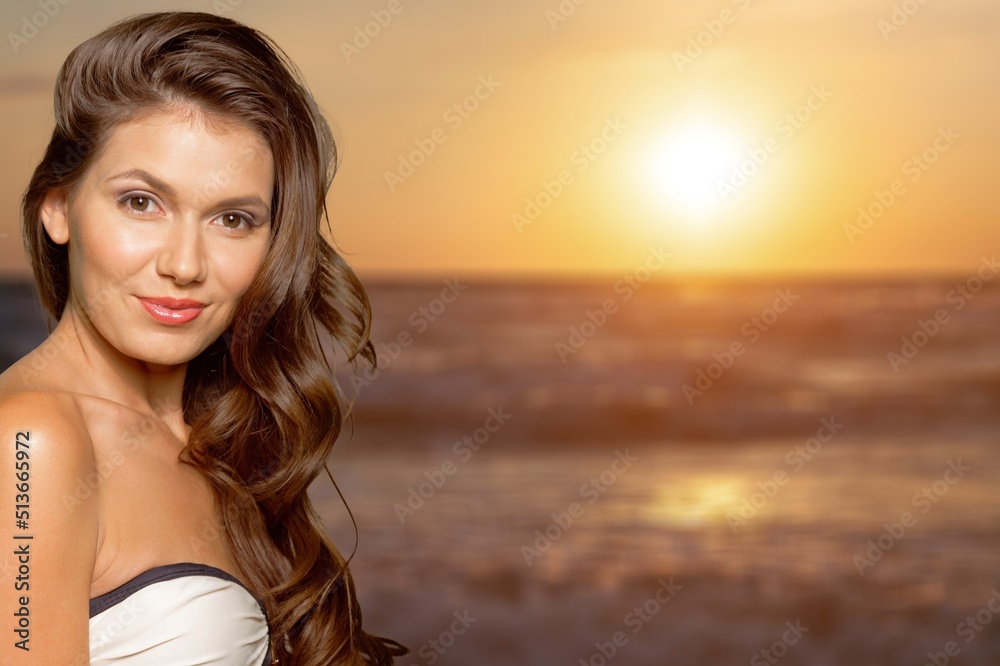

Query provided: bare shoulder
[0,326,98,470]
[0,388,99,663]
[0,389,97,486]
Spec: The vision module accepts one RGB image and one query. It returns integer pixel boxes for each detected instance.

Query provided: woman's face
[41,105,275,368]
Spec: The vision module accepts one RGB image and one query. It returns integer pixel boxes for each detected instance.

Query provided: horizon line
[1,269,995,288]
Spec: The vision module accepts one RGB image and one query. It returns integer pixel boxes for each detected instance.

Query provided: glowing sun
[646,124,741,217]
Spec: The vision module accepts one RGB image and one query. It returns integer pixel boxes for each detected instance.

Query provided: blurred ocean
[2,277,999,665]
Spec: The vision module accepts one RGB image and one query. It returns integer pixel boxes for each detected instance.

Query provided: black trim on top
[89,562,272,666]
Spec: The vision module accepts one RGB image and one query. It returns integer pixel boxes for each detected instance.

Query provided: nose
[156,219,207,285]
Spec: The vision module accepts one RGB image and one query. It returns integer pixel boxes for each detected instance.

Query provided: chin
[115,331,221,369]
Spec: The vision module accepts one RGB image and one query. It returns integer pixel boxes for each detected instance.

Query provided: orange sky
[0,0,997,279]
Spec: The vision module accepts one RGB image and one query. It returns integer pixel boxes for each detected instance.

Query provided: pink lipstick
[138,297,206,325]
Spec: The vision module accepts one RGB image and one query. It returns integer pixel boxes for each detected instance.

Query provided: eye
[217,212,255,230]
[123,195,158,213]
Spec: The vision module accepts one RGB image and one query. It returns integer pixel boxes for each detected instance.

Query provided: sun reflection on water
[643,476,743,526]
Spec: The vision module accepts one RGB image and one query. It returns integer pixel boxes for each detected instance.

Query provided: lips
[137,296,206,325]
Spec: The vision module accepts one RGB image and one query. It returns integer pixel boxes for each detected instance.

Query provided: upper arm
[0,392,99,665]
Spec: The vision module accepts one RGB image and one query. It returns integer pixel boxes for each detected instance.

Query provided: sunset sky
[0,0,997,279]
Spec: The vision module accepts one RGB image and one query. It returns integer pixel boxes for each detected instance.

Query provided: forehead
[84,105,274,204]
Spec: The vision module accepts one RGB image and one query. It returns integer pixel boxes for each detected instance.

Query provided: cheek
[69,214,146,305]
[208,239,270,301]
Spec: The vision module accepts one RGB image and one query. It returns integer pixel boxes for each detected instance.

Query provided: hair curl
[20,11,406,665]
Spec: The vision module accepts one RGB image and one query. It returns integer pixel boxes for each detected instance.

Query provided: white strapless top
[89,562,271,665]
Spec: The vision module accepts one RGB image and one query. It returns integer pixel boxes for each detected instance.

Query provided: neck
[50,296,191,437]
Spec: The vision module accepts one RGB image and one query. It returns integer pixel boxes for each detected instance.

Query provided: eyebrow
[107,168,271,216]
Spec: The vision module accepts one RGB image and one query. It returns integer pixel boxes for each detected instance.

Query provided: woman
[0,11,406,666]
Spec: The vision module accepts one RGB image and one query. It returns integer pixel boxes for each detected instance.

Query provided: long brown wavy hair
[20,11,406,665]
